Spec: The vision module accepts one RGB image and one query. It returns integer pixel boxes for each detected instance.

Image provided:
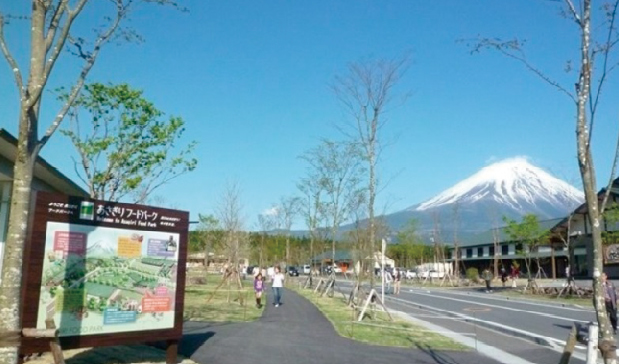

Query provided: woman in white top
[272,266,285,307]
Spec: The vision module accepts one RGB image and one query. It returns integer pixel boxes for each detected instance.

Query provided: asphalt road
[181,287,505,364]
[332,280,596,363]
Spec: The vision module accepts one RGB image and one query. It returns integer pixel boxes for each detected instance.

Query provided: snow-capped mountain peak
[415,157,584,213]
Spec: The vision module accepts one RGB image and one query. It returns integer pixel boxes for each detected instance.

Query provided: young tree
[257,213,276,268]
[0,2,182,362]
[470,1,619,358]
[332,56,410,288]
[302,140,364,274]
[194,214,222,279]
[503,214,549,283]
[61,82,197,202]
[277,196,301,267]
[216,181,247,303]
[297,172,327,281]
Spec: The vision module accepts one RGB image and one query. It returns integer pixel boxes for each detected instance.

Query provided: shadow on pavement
[178,331,215,357]
[415,344,460,364]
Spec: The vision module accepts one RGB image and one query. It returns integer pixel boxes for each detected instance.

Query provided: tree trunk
[575,2,615,361]
[0,118,35,364]
[369,151,376,289]
[286,235,290,268]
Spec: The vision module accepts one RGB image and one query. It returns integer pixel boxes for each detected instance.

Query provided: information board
[21,192,188,354]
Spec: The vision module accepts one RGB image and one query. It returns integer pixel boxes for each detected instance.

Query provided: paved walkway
[180,288,505,364]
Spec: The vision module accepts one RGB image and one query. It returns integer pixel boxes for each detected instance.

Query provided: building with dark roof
[446,176,619,279]
[0,128,88,277]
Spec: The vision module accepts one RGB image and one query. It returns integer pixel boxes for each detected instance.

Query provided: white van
[302,265,311,274]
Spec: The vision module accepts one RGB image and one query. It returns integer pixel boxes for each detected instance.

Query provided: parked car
[332,265,342,273]
[405,269,418,279]
[420,270,445,279]
[302,264,311,274]
[287,266,299,276]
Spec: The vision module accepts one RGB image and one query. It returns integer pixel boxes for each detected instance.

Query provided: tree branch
[564,0,583,26]
[588,0,619,149]
[0,12,24,96]
[44,0,69,53]
[468,38,577,103]
[600,121,619,214]
[38,1,124,150]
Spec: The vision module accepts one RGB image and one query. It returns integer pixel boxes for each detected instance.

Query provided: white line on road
[387,295,591,363]
[409,287,594,313]
[391,309,542,364]
[401,289,591,324]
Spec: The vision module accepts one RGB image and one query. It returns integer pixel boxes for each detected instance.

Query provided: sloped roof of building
[311,250,353,262]
[453,217,565,248]
[0,128,87,197]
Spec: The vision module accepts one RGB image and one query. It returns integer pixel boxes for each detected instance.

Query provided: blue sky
[2,0,619,230]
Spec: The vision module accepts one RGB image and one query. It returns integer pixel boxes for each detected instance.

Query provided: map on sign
[37,221,179,336]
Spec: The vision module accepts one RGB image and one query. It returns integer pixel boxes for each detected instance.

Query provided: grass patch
[497,289,593,307]
[183,284,265,322]
[291,286,468,351]
[25,345,195,364]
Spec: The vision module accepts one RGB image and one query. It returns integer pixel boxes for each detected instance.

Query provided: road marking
[386,295,591,363]
[409,287,593,313]
[464,307,491,312]
[402,289,591,324]
[391,309,542,364]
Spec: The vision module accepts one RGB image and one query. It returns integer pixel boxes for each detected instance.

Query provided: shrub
[465,267,479,282]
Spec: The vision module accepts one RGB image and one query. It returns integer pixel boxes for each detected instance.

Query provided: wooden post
[558,325,577,364]
[166,339,178,364]
[551,246,556,280]
[45,319,65,364]
[586,323,598,364]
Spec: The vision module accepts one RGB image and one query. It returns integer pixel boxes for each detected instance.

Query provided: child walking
[254,272,264,308]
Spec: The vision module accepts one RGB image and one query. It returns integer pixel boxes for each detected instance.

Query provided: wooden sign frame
[20,192,189,362]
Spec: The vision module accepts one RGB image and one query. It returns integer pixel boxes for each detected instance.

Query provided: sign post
[381,238,386,304]
[21,192,189,363]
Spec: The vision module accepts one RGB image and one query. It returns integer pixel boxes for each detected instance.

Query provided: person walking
[501,267,508,287]
[602,272,618,334]
[254,272,264,308]
[394,269,402,295]
[384,269,393,294]
[482,268,493,293]
[272,266,285,307]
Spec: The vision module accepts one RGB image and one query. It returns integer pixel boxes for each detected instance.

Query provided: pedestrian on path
[394,269,402,295]
[384,270,393,294]
[272,266,285,307]
[500,267,508,287]
[601,272,618,334]
[254,272,264,308]
[482,268,493,293]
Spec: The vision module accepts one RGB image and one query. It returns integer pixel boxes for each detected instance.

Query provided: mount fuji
[382,157,584,234]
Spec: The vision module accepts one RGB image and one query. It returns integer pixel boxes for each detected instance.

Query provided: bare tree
[277,195,301,267]
[0,2,183,362]
[301,140,364,275]
[332,56,410,288]
[195,214,222,282]
[297,171,327,282]
[257,213,276,269]
[215,181,247,304]
[469,2,619,359]
[452,202,461,277]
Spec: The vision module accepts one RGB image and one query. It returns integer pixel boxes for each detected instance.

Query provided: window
[489,246,495,256]
[477,247,483,257]
[501,245,509,255]
[516,243,523,252]
[447,251,452,260]
[466,248,473,258]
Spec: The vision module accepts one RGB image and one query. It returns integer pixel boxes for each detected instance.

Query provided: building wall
[0,156,79,278]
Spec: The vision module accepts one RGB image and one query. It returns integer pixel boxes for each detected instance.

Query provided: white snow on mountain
[414,157,584,212]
